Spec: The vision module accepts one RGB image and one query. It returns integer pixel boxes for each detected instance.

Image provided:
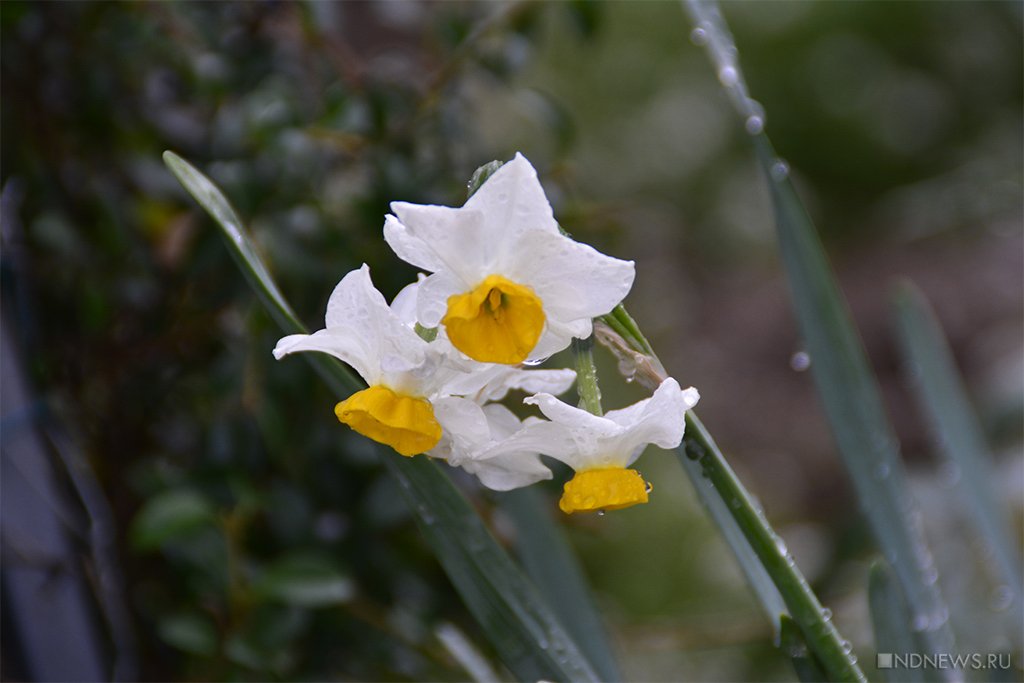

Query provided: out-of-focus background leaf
[2,2,1020,681]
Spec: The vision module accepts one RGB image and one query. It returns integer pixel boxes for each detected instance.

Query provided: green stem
[571,336,603,416]
[603,303,865,683]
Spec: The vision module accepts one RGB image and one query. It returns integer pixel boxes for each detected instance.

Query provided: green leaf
[157,612,219,656]
[780,614,830,683]
[869,560,925,683]
[384,455,600,682]
[254,555,355,608]
[680,413,864,682]
[496,487,621,682]
[748,129,955,660]
[893,283,1022,618]
[679,1,956,663]
[130,489,216,550]
[163,151,601,682]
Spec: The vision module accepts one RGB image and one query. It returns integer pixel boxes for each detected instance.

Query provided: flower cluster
[274,154,699,513]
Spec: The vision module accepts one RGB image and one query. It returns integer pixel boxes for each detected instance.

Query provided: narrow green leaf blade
[386,456,600,682]
[674,446,788,629]
[681,0,955,672]
[869,560,925,683]
[163,151,600,682]
[780,614,831,683]
[893,283,1022,615]
[496,487,622,682]
[750,132,955,659]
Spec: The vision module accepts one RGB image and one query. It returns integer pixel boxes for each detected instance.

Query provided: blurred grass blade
[681,2,956,670]
[435,622,502,683]
[893,283,1022,621]
[869,560,925,683]
[496,487,622,682]
[163,151,601,682]
[780,615,830,683]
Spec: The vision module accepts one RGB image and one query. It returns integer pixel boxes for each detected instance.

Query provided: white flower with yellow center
[273,264,467,456]
[523,378,700,514]
[273,265,578,461]
[383,153,635,365]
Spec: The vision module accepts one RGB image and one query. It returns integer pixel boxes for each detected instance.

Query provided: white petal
[383,214,445,272]
[272,329,377,386]
[431,399,554,491]
[480,403,523,438]
[529,318,591,361]
[603,378,697,465]
[277,264,428,383]
[389,203,485,283]
[389,277,422,328]
[416,270,465,327]
[509,230,635,322]
[432,397,491,455]
[480,367,577,403]
[463,153,560,259]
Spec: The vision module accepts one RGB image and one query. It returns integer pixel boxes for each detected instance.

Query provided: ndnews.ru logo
[877,652,1013,671]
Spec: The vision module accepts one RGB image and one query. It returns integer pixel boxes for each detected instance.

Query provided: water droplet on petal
[690,27,708,45]
[912,614,929,632]
[745,115,764,135]
[522,356,550,367]
[596,509,606,517]
[645,481,653,494]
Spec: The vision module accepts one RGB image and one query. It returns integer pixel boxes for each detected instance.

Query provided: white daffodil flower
[383,153,635,365]
[272,265,578,460]
[273,264,471,456]
[430,400,562,491]
[523,378,700,514]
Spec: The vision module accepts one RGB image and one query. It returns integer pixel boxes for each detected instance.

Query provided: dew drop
[690,27,708,45]
[912,614,929,632]
[645,481,654,494]
[849,654,858,664]
[821,607,832,621]
[771,160,790,181]
[922,566,939,585]
[596,509,606,517]
[522,356,550,367]
[745,115,764,135]
[841,640,853,654]
[874,463,891,480]
[773,535,788,556]
[789,351,811,371]
[718,66,739,87]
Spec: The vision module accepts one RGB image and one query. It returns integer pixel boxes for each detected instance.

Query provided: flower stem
[571,336,603,416]
[597,305,865,682]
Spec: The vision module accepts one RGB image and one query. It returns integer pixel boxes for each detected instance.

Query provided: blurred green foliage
[2,1,1020,681]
